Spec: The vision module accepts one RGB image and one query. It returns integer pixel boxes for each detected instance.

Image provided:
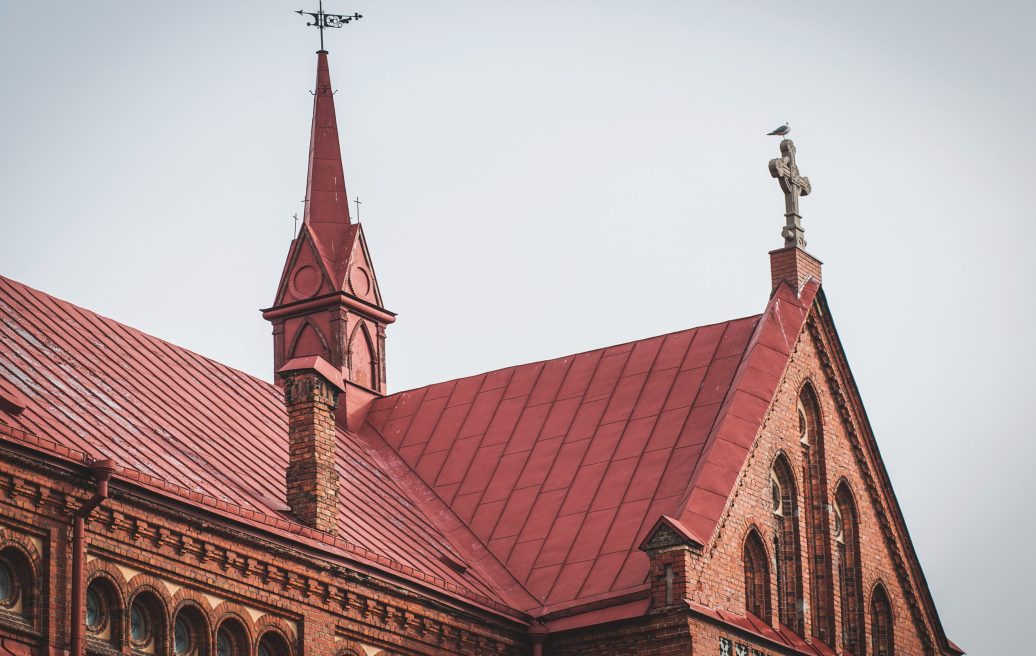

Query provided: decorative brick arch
[255,619,296,656]
[84,567,127,649]
[333,638,366,656]
[0,530,42,630]
[171,596,213,656]
[125,578,173,655]
[212,604,255,656]
[743,526,772,623]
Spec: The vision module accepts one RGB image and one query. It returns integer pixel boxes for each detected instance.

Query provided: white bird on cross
[767,122,791,137]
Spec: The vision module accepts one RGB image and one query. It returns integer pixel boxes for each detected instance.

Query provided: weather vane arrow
[296,0,362,51]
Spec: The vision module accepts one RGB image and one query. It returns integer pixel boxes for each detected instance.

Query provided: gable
[684,290,956,654]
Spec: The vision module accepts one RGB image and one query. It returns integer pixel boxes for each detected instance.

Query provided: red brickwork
[769,247,822,291]
[675,309,940,655]
[0,447,529,656]
[283,370,341,534]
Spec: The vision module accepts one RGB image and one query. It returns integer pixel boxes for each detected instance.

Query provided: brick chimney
[279,356,344,534]
[769,246,822,291]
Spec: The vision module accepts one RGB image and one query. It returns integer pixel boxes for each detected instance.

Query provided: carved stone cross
[769,139,812,248]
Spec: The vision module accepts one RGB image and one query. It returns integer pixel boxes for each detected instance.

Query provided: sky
[2,1,1033,652]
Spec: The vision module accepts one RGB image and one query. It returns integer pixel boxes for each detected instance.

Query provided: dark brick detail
[283,370,340,534]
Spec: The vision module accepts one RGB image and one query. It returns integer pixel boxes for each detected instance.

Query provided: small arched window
[173,605,209,656]
[128,591,165,653]
[0,547,34,622]
[871,584,895,656]
[258,630,292,656]
[215,619,249,656]
[85,577,120,646]
[771,454,804,634]
[836,483,865,654]
[743,529,772,622]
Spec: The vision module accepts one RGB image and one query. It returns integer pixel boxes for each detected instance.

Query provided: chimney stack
[279,357,344,534]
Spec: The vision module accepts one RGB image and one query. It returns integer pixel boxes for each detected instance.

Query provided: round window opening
[85,588,106,631]
[174,617,192,655]
[130,602,152,645]
[0,561,14,607]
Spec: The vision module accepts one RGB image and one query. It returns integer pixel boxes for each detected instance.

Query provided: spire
[264,48,393,396]
[303,51,354,279]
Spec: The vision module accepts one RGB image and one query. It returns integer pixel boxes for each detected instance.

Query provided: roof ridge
[380,312,765,400]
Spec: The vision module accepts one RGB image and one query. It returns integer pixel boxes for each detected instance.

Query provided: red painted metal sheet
[0,276,503,605]
[363,313,765,608]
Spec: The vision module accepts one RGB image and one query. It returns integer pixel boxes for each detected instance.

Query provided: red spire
[304,51,353,279]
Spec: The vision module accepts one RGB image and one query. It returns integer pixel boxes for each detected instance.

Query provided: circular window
[174,616,192,655]
[0,561,14,606]
[130,601,152,645]
[258,644,270,656]
[86,588,106,631]
[770,475,783,516]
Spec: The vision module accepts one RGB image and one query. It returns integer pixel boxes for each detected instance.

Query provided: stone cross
[769,139,812,248]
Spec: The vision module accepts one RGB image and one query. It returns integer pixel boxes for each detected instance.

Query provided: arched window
[215,618,249,656]
[743,529,772,622]
[771,454,804,634]
[85,577,120,647]
[173,605,209,656]
[799,383,834,643]
[348,324,376,389]
[836,483,865,654]
[871,584,894,656]
[0,547,34,622]
[128,591,165,653]
[258,630,292,656]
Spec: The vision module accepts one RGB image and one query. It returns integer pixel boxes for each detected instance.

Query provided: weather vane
[296,0,362,51]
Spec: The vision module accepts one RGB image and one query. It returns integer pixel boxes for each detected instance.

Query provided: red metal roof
[0,275,506,607]
[364,307,778,610]
[0,272,819,616]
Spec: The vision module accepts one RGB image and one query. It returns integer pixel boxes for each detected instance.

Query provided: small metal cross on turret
[769,138,812,248]
[296,0,362,51]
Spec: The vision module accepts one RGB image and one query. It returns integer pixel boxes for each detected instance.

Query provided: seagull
[767,122,791,137]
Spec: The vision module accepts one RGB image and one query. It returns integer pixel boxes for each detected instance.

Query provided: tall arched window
[771,454,804,634]
[871,584,894,656]
[799,383,834,643]
[0,547,33,622]
[743,528,772,622]
[835,483,865,654]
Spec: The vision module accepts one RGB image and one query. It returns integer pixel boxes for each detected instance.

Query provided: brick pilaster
[646,546,694,610]
[282,370,340,534]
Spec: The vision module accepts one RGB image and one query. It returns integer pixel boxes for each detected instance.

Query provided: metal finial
[353,196,362,222]
[768,138,811,248]
[296,0,363,51]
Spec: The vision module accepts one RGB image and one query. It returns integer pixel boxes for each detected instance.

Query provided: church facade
[0,48,960,656]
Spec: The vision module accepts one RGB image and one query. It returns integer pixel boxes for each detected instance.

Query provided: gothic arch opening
[871,583,895,656]
[289,320,329,361]
[744,528,772,622]
[771,453,804,634]
[799,381,835,643]
[836,481,866,655]
[348,322,376,390]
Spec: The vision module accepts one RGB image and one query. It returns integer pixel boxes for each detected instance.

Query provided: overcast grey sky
[2,1,1033,651]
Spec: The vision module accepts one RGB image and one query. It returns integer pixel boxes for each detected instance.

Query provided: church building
[0,43,961,656]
